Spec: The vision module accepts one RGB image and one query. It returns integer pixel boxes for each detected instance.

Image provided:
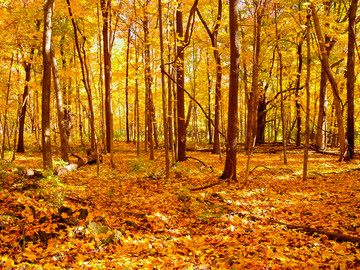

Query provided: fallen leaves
[1,143,360,269]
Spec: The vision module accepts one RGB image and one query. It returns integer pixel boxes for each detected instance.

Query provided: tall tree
[196,0,222,154]
[51,41,69,163]
[220,0,240,180]
[315,2,334,151]
[303,9,311,181]
[275,4,287,165]
[346,0,358,159]
[66,0,100,174]
[42,0,55,168]
[310,3,348,161]
[176,0,198,161]
[101,0,115,167]
[158,0,170,178]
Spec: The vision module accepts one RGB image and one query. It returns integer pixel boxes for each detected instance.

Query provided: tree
[42,0,55,168]
[303,9,311,181]
[196,0,222,154]
[158,0,170,178]
[101,0,115,168]
[346,0,358,159]
[51,41,69,163]
[310,3,348,161]
[176,0,198,161]
[220,0,240,180]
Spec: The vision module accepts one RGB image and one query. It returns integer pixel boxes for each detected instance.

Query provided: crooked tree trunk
[311,3,347,161]
[17,47,35,153]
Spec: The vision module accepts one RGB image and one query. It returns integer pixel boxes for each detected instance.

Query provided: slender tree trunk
[295,39,303,147]
[176,1,186,161]
[346,0,357,159]
[101,0,115,168]
[303,11,311,181]
[220,0,240,180]
[206,52,212,144]
[275,5,287,165]
[143,5,154,161]
[51,41,69,163]
[159,0,170,178]
[17,48,34,153]
[196,0,222,154]
[1,54,13,160]
[125,27,131,143]
[311,3,348,161]
[42,0,54,168]
[66,0,100,174]
[97,3,106,153]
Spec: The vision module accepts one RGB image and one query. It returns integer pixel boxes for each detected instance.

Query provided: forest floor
[1,141,360,269]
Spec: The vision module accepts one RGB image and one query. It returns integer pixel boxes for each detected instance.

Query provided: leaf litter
[1,142,360,269]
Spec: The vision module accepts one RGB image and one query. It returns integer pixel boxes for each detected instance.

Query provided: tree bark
[220,0,240,180]
[66,0,100,174]
[310,3,348,161]
[346,0,357,159]
[51,41,69,163]
[196,0,222,155]
[101,0,115,168]
[17,47,35,153]
[158,0,170,178]
[42,0,55,168]
[143,3,155,160]
[125,27,131,143]
[303,11,311,181]
[176,1,186,161]
[275,5,287,165]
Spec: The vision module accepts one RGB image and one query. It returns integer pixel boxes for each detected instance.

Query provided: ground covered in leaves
[1,142,360,269]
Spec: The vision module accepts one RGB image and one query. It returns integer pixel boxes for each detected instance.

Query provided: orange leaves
[1,143,360,268]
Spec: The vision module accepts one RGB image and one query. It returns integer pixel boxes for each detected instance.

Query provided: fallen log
[22,152,100,178]
[229,211,360,245]
[55,152,100,176]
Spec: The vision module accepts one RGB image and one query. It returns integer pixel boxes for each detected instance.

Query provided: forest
[1,0,360,269]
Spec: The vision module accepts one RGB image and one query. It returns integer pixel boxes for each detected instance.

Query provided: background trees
[0,0,358,174]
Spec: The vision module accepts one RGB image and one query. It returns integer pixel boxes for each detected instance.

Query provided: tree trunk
[311,3,348,161]
[143,5,154,161]
[101,0,115,168]
[220,0,240,180]
[295,39,303,147]
[42,0,54,168]
[196,0,222,155]
[51,41,69,163]
[17,48,34,153]
[346,0,357,159]
[67,0,100,174]
[158,0,170,178]
[275,5,287,165]
[303,11,311,181]
[125,27,131,143]
[176,1,186,161]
